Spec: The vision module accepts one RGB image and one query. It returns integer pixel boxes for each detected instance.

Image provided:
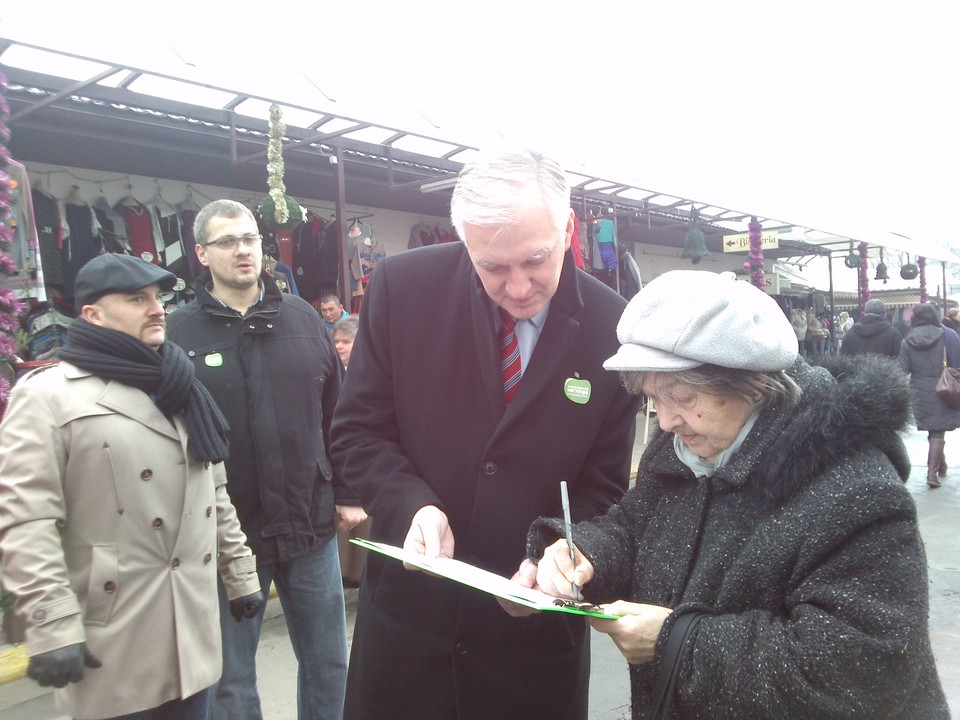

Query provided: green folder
[350,537,620,619]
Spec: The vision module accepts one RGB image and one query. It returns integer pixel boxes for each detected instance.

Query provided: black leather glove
[27,642,102,688]
[229,589,265,622]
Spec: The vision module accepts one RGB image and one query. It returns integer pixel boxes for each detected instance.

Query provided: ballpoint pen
[560,481,580,601]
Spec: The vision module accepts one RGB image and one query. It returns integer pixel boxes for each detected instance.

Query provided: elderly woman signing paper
[512,271,948,719]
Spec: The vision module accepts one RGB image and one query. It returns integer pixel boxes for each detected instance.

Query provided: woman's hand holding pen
[533,538,594,598]
[497,539,596,618]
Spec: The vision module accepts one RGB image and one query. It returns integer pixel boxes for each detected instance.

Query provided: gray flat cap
[603,270,799,372]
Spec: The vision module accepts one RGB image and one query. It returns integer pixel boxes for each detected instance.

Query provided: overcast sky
[3,0,958,269]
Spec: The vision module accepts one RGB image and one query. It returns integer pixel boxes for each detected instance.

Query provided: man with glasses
[167,199,366,720]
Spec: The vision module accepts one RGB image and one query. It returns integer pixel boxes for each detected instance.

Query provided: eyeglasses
[204,233,262,251]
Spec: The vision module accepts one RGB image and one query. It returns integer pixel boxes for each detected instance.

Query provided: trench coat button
[248,324,256,330]
[206,506,213,518]
[266,323,274,329]
[188,350,196,357]
[103,581,117,593]
[171,558,181,569]
[141,469,153,480]
[152,518,164,529]
[482,462,497,475]
[55,519,67,530]
[203,553,212,564]
[454,642,468,656]
[32,609,46,623]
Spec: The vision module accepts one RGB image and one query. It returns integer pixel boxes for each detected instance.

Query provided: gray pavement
[2,422,958,719]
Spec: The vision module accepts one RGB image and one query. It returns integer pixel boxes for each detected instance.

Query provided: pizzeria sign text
[722,231,780,253]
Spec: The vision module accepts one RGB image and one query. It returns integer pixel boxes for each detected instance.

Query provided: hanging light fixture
[844,240,860,268]
[681,208,710,264]
[874,247,890,282]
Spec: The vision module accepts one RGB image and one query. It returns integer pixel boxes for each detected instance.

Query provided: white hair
[450,148,571,241]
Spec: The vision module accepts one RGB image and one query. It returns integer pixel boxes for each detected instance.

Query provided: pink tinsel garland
[748,218,765,291]
[919,256,928,304]
[0,68,22,420]
[858,242,870,316]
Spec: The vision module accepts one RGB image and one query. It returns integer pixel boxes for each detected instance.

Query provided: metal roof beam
[9,65,124,122]
[233,121,373,165]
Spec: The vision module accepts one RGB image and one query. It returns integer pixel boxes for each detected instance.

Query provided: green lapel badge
[564,373,591,404]
[204,352,224,368]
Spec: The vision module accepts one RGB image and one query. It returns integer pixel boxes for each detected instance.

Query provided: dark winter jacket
[839,313,903,357]
[166,269,352,565]
[528,355,948,720]
[898,323,960,431]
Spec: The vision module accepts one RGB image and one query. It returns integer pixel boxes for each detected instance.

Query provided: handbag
[935,348,960,410]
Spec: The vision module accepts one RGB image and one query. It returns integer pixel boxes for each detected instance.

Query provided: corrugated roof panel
[124,74,238,110]
[231,98,322,130]
[1,44,112,80]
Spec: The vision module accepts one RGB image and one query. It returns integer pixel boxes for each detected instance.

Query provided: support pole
[333,145,350,310]
[943,261,949,314]
[827,253,836,352]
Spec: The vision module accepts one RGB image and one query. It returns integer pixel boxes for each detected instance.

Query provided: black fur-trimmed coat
[529,355,949,720]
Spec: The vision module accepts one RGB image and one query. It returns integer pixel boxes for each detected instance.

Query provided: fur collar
[643,354,912,503]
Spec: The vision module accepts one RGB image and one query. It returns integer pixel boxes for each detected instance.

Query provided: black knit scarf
[59,318,230,463]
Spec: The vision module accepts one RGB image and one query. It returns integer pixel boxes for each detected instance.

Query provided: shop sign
[722,231,780,252]
[738,272,792,294]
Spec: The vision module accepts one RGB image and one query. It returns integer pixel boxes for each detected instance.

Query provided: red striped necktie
[498,308,522,405]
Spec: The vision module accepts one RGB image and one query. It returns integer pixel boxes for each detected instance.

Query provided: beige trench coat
[0,362,260,719]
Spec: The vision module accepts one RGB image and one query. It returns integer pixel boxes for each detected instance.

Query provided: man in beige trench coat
[0,253,263,720]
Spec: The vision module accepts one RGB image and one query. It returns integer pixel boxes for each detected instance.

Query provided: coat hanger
[148,180,177,214]
[92,182,113,211]
[178,186,201,213]
[65,185,86,206]
[116,181,141,208]
[32,177,52,198]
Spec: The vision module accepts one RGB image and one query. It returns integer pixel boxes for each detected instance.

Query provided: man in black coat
[167,200,365,720]
[330,148,640,720]
[840,298,903,357]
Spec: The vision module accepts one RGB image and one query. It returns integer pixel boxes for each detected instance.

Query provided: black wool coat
[529,355,949,720]
[838,314,903,358]
[898,323,960,432]
[331,243,641,720]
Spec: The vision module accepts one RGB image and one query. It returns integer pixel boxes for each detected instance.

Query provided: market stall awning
[1,34,956,268]
[832,290,957,311]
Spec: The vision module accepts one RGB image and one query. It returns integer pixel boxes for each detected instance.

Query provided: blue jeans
[96,687,211,719]
[212,537,348,720]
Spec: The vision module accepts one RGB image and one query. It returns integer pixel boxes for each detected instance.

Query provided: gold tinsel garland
[267,103,289,226]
